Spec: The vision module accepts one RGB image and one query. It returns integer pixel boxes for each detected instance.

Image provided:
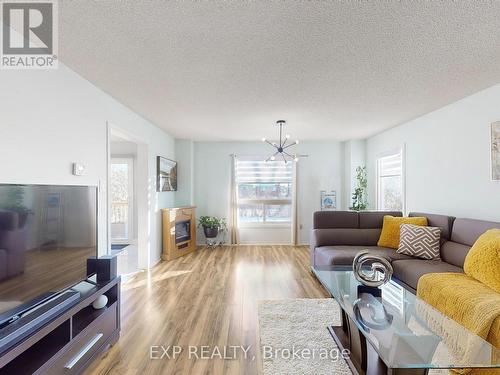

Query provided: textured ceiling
[59,1,500,141]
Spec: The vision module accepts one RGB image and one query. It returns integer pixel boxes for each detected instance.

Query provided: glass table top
[313,266,500,369]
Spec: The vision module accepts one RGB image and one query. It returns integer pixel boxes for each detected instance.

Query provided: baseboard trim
[150,257,162,269]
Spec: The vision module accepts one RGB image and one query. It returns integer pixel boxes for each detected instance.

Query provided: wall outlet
[72,163,86,176]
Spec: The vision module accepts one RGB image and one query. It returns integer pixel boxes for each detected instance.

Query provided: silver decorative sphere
[352,251,393,287]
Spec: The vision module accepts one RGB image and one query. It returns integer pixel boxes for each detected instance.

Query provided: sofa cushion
[408,212,455,241]
[451,218,500,246]
[397,224,441,260]
[313,211,358,229]
[312,228,381,247]
[463,229,500,293]
[440,241,470,268]
[392,259,463,291]
[359,211,402,229]
[314,245,412,267]
[378,216,428,249]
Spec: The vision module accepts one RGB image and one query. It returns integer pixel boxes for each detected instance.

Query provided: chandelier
[262,120,299,163]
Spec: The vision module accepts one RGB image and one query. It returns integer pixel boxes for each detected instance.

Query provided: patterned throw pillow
[397,224,441,260]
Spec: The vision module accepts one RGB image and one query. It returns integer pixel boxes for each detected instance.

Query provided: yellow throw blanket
[417,272,500,374]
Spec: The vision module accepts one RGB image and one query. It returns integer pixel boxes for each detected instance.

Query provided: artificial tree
[350,166,368,211]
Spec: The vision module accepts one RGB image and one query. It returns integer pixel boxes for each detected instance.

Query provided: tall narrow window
[377,150,404,211]
[236,160,292,225]
[110,158,134,242]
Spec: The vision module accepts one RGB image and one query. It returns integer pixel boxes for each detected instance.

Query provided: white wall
[366,84,500,221]
[175,139,194,207]
[110,141,138,156]
[0,64,176,266]
[295,141,344,243]
[191,141,343,245]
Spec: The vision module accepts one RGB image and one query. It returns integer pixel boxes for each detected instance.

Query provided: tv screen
[0,184,97,317]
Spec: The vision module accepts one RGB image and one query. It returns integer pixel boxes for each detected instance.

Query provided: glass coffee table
[313,266,500,375]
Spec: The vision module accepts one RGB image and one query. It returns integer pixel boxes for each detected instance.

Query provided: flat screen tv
[0,184,98,323]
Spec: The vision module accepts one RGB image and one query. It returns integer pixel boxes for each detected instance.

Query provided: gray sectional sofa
[310,210,500,293]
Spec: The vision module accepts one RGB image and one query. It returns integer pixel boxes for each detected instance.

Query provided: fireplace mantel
[161,206,197,261]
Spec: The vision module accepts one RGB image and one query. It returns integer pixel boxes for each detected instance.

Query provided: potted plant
[350,166,368,211]
[198,216,227,239]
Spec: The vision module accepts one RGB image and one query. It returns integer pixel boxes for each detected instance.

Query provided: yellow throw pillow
[464,229,500,294]
[377,215,428,249]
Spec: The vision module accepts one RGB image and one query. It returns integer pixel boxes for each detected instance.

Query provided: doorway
[108,128,143,276]
[110,157,134,244]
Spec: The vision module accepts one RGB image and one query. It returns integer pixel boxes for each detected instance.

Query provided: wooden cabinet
[161,207,197,261]
[44,302,118,374]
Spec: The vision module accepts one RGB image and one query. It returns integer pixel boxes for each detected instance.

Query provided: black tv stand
[0,290,80,353]
[0,277,120,375]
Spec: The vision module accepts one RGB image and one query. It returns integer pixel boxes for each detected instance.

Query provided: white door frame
[106,122,149,269]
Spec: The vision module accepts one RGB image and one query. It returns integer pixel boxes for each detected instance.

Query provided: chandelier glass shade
[262,120,299,163]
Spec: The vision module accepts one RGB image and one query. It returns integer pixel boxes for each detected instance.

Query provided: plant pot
[203,226,219,238]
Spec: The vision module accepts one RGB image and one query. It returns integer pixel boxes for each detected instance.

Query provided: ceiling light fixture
[262,120,299,163]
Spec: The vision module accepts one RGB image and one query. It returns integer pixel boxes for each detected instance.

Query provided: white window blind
[378,153,402,178]
[377,150,404,211]
[235,160,293,224]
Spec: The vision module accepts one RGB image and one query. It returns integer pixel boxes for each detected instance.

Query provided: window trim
[238,222,292,229]
[376,145,406,214]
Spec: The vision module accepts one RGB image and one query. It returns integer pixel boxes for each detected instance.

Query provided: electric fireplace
[175,220,191,244]
[161,206,197,261]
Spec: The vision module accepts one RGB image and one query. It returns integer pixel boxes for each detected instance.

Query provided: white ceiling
[59,1,500,141]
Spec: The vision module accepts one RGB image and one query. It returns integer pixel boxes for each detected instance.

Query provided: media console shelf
[0,277,120,375]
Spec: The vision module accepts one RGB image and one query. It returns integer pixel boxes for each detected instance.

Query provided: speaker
[87,255,117,283]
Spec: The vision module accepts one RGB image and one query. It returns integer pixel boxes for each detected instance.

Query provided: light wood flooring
[84,245,328,375]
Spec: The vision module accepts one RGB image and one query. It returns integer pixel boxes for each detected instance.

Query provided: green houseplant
[350,166,368,211]
[198,216,228,239]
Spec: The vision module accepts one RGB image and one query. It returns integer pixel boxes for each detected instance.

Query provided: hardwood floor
[84,245,328,375]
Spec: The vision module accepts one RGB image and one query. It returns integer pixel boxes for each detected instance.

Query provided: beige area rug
[258,298,352,375]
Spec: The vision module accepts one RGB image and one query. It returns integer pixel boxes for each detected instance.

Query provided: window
[377,150,404,211]
[236,160,293,225]
[110,158,134,241]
